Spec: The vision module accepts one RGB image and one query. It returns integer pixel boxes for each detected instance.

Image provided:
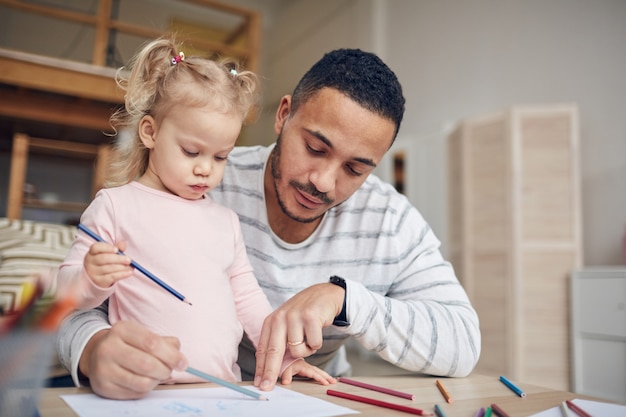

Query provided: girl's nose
[194,159,212,176]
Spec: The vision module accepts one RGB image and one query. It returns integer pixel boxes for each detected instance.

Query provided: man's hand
[79,320,188,399]
[254,283,345,391]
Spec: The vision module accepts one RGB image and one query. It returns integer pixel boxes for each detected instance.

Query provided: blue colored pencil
[186,367,267,401]
[499,375,526,398]
[77,223,191,305]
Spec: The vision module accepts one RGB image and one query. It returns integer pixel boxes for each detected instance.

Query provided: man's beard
[270,133,333,224]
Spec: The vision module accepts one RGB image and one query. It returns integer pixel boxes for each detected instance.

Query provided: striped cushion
[0,218,75,315]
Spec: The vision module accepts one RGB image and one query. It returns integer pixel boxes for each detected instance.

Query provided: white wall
[384,0,626,266]
[249,0,384,147]
[261,0,626,266]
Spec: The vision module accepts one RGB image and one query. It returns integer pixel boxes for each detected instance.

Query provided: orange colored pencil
[38,296,77,331]
[436,379,453,404]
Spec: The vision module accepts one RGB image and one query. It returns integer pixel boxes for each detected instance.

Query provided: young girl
[58,36,335,388]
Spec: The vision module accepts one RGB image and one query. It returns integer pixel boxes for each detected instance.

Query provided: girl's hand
[275,359,337,389]
[84,241,133,287]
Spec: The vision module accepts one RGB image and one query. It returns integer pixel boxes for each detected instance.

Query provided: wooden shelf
[0,1,261,136]
[7,133,111,221]
[0,0,261,70]
[1,1,261,222]
[22,199,89,213]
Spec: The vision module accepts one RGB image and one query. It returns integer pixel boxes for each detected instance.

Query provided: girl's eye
[215,155,228,162]
[183,148,199,156]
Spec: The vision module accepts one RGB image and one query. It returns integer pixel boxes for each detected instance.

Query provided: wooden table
[38,373,580,417]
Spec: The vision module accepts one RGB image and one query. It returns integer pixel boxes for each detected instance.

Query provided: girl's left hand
[84,241,133,287]
[274,359,337,389]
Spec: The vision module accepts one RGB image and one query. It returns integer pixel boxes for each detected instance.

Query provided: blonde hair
[106,35,259,187]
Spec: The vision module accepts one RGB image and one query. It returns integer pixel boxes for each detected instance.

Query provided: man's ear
[138,115,157,149]
[274,95,292,135]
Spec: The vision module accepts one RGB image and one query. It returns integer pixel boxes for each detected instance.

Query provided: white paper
[61,385,358,417]
[528,398,626,417]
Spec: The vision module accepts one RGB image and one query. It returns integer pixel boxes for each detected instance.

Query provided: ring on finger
[287,340,304,346]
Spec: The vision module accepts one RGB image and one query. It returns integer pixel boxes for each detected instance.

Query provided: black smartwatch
[329,275,349,327]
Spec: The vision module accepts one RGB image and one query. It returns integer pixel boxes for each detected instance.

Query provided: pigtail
[107,36,181,187]
[220,58,260,124]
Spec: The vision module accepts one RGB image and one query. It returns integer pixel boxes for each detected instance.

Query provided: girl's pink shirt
[59,181,293,383]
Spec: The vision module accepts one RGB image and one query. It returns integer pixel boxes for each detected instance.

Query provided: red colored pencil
[338,377,415,400]
[565,400,593,417]
[327,390,433,416]
[490,403,511,417]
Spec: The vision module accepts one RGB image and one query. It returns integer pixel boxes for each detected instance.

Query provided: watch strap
[329,275,349,327]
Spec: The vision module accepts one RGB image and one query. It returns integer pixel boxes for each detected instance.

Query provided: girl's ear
[138,115,157,149]
[274,95,292,135]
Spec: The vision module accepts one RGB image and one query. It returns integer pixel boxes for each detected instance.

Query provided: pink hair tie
[171,52,185,65]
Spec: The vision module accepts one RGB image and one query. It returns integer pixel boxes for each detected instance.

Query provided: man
[57,48,481,400]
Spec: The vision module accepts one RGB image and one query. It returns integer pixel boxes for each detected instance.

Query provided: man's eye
[346,165,364,177]
[306,144,324,155]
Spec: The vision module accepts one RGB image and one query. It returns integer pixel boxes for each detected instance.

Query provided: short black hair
[291,48,405,141]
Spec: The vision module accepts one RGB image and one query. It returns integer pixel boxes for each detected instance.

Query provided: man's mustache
[289,180,333,205]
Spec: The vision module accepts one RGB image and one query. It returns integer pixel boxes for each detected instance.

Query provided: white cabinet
[571,267,626,403]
